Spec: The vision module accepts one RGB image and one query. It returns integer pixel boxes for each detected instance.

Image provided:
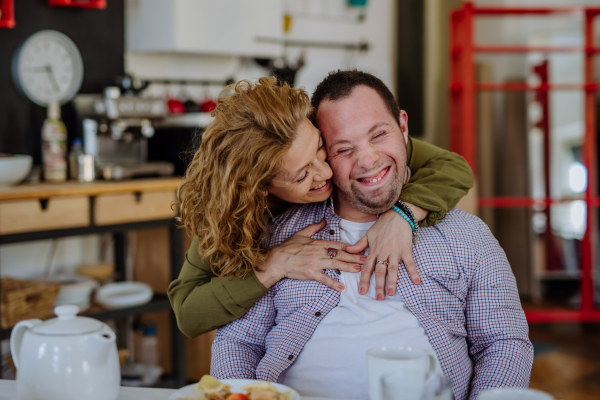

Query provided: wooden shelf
[0,294,173,340]
[0,177,181,202]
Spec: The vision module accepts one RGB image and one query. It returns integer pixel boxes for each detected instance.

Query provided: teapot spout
[85,325,117,366]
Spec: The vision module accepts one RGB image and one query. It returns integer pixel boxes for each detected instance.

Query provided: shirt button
[288,355,294,360]
[329,230,335,235]
[336,270,341,275]
[315,312,321,316]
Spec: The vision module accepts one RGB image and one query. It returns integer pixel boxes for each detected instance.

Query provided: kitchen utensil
[0,154,33,187]
[96,281,153,309]
[169,379,301,400]
[197,84,215,112]
[478,388,554,400]
[367,345,438,400]
[10,305,120,400]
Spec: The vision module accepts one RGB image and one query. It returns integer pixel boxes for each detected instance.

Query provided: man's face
[316,85,409,218]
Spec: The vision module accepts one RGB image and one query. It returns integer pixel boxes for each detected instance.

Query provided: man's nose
[356,146,379,170]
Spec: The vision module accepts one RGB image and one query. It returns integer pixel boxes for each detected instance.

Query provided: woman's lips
[356,166,390,186]
[309,179,331,192]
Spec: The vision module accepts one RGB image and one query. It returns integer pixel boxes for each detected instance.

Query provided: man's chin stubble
[337,168,402,215]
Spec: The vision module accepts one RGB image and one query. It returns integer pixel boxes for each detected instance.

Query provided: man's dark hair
[310,70,401,127]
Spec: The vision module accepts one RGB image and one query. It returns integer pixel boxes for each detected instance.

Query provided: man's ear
[399,110,409,144]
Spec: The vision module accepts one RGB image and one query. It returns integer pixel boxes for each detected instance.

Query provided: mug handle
[425,350,438,378]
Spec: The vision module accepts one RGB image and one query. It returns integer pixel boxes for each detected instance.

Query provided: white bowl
[45,273,98,312]
[96,281,153,309]
[0,154,33,187]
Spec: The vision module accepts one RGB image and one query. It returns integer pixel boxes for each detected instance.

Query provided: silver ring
[376,260,389,266]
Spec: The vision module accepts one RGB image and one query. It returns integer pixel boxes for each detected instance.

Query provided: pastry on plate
[242,382,291,400]
[197,375,232,400]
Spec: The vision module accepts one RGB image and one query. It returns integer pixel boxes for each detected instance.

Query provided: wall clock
[12,30,84,107]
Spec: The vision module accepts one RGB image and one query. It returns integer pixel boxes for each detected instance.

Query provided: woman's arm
[402,136,474,226]
[168,237,268,337]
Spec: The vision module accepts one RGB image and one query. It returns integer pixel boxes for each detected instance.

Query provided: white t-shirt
[278,218,443,399]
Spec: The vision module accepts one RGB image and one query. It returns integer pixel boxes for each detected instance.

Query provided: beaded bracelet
[394,200,420,244]
[392,206,415,230]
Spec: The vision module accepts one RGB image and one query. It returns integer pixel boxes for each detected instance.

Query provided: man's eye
[373,132,386,140]
[337,148,350,154]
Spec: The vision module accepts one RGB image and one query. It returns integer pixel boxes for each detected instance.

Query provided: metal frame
[449,2,600,323]
[0,204,187,387]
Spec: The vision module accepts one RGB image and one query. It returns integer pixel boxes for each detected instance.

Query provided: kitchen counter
[0,380,338,400]
[0,177,182,201]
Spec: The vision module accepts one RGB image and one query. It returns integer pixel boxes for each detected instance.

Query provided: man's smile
[354,166,391,187]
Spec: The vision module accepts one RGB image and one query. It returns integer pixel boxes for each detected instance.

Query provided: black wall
[0,0,124,163]
[396,0,424,137]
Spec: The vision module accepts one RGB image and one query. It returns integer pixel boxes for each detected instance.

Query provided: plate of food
[169,375,300,400]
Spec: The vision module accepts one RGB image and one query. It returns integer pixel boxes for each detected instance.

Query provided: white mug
[478,388,555,400]
[367,345,437,400]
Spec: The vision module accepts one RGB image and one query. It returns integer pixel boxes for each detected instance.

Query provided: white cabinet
[125,0,283,57]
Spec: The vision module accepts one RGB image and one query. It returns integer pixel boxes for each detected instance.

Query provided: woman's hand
[254,220,365,290]
[345,202,428,300]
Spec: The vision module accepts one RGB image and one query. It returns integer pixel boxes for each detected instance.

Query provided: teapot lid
[31,305,103,335]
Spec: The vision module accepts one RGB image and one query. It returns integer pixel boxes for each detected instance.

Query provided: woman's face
[268,118,334,204]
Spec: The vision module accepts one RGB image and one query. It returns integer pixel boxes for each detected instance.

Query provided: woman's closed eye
[296,171,309,183]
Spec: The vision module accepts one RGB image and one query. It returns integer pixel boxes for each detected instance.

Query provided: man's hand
[346,202,427,300]
[255,220,364,290]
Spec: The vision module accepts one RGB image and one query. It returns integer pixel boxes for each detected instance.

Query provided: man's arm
[465,217,534,399]
[210,289,276,379]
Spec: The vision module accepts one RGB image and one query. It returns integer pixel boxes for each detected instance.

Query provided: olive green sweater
[168,136,474,337]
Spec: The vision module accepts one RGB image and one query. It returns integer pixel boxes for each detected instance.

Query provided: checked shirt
[211,200,533,400]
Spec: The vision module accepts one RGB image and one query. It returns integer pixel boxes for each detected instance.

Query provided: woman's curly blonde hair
[178,77,313,277]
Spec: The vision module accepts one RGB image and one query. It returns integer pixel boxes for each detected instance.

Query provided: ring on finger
[327,248,338,259]
[376,260,389,266]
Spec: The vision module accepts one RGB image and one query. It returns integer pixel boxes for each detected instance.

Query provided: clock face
[12,30,84,107]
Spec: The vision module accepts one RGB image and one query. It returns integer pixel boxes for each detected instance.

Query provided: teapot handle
[10,319,42,369]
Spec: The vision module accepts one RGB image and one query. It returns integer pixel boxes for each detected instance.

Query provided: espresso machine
[72,87,174,180]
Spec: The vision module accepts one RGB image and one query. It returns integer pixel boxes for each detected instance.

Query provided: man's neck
[332,192,378,223]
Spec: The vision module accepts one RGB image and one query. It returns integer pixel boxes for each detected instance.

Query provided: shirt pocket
[274,278,329,311]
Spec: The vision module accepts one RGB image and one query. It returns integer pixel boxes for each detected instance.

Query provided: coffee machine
[72,87,174,180]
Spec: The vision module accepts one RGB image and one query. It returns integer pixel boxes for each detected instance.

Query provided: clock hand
[44,65,60,94]
[27,67,48,73]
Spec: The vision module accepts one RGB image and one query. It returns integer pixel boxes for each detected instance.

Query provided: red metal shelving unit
[450,2,600,323]
[0,0,16,28]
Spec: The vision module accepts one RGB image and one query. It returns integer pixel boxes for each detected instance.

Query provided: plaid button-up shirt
[211,200,533,400]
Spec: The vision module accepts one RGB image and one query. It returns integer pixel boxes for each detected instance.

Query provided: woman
[169,77,473,338]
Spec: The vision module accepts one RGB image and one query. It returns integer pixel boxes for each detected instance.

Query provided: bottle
[137,322,160,367]
[42,101,67,182]
[68,138,84,180]
[68,138,95,182]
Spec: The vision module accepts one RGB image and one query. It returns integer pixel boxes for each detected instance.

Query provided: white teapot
[10,305,120,400]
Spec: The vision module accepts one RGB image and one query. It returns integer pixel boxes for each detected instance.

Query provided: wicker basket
[0,277,60,329]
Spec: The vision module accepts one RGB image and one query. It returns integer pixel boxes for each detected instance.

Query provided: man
[211,70,533,400]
